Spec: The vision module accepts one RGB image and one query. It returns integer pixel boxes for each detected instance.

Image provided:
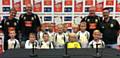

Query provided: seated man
[67,33,81,48]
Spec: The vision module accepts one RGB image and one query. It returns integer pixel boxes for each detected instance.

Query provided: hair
[29,32,37,38]
[62,23,67,27]
[8,30,17,39]
[103,7,110,12]
[8,30,16,34]
[43,32,49,37]
[9,7,17,13]
[79,22,87,26]
[39,24,44,31]
[69,33,76,37]
[48,23,53,27]
[89,6,96,10]
[68,33,77,41]
[57,24,64,29]
[93,30,101,34]
[72,24,78,28]
[26,4,33,8]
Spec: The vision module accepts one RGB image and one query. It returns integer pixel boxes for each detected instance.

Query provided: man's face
[89,7,96,16]
[103,10,110,19]
[10,10,17,17]
[26,5,32,14]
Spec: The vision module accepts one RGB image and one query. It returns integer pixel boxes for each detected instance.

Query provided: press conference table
[0,48,120,58]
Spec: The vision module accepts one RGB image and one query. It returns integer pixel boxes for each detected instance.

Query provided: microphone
[93,43,101,58]
[29,41,38,57]
[96,44,101,53]
[63,42,70,58]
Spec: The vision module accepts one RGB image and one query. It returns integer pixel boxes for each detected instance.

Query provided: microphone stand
[29,42,38,57]
[117,46,120,56]
[63,42,70,58]
[93,44,101,58]
[117,51,120,56]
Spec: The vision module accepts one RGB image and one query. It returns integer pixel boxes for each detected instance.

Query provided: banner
[95,0,104,12]
[54,16,63,25]
[85,0,93,6]
[65,0,72,6]
[44,0,52,5]
[106,0,114,5]
[33,0,42,12]
[23,0,31,5]
[116,0,120,12]
[74,0,83,12]
[54,0,62,12]
[2,0,10,5]
[73,16,82,25]
[12,0,21,12]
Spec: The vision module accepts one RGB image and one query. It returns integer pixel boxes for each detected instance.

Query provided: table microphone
[93,44,101,58]
[29,41,38,57]
[63,42,70,58]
